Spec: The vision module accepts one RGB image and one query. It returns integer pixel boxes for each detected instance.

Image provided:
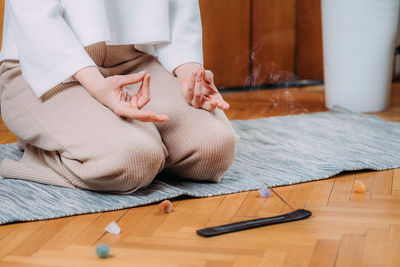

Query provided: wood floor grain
[1,84,400,267]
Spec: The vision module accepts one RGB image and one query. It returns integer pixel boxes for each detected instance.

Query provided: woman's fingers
[178,67,227,112]
[114,95,168,122]
[208,93,229,110]
[137,74,151,109]
[131,110,169,122]
[216,98,230,110]
[114,71,146,88]
[93,71,169,122]
[201,72,230,111]
[201,99,218,111]
[192,70,203,108]
[114,103,169,122]
[203,70,214,84]
[182,72,195,104]
[121,88,128,102]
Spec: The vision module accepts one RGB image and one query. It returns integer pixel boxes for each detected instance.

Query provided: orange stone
[158,200,173,213]
[353,180,366,193]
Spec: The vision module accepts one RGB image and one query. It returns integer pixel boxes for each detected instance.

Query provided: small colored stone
[96,244,110,258]
[258,185,271,198]
[353,180,366,193]
[105,221,121,235]
[158,200,173,213]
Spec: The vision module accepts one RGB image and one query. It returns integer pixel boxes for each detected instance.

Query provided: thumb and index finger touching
[114,71,147,88]
[114,71,169,122]
[195,68,230,111]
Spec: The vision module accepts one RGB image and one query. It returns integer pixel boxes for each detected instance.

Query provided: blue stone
[95,244,110,258]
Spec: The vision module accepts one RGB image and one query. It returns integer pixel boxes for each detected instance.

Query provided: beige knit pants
[0,42,238,194]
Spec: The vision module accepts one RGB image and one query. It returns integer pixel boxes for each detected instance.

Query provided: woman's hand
[74,67,168,122]
[174,63,229,111]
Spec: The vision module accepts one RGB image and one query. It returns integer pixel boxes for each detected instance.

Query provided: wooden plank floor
[1,84,400,266]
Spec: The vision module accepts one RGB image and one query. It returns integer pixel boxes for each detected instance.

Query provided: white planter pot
[322,0,400,112]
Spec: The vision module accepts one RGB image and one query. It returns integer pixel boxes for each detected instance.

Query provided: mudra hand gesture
[175,63,229,111]
[75,67,168,122]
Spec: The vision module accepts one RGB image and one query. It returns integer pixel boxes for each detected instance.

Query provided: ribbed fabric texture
[0,42,238,194]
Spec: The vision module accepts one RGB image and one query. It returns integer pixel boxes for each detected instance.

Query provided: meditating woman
[0,0,238,194]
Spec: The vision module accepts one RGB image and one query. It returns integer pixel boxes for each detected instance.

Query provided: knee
[117,141,166,192]
[190,126,239,182]
[92,140,166,193]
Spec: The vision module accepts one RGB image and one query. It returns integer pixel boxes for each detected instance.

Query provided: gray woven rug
[1,107,400,225]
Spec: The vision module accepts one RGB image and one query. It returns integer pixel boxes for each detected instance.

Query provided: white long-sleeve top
[0,0,203,98]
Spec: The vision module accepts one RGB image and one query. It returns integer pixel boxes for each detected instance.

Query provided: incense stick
[264,182,297,213]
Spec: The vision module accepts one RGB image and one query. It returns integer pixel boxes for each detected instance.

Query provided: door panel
[295,0,324,80]
[251,0,297,85]
[199,0,251,88]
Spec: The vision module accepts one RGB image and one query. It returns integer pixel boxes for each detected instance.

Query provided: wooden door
[251,0,297,85]
[200,0,324,88]
[199,0,251,88]
[296,0,324,81]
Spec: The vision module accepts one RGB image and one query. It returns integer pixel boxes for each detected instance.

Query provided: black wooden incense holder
[197,209,312,237]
